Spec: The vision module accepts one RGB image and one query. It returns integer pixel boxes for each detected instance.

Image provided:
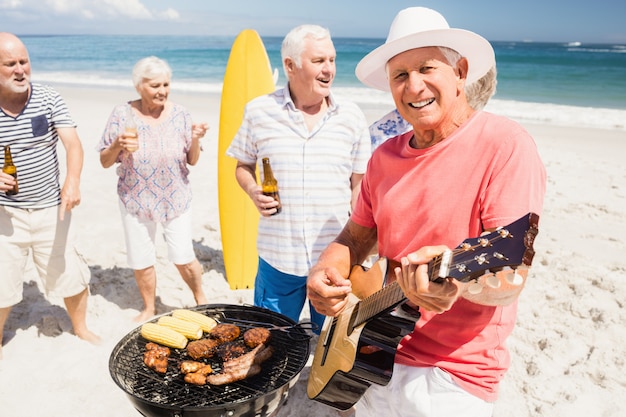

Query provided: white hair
[131,56,172,88]
[438,47,497,110]
[281,24,331,74]
[465,66,497,110]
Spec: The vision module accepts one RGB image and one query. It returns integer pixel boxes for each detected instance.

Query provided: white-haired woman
[98,56,209,322]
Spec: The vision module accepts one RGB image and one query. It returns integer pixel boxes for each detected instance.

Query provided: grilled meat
[180,360,205,374]
[216,340,248,362]
[205,364,262,386]
[183,364,214,385]
[243,327,272,348]
[146,342,170,354]
[143,343,171,374]
[156,323,274,385]
[205,344,274,386]
[223,344,273,372]
[208,323,241,343]
[186,338,220,360]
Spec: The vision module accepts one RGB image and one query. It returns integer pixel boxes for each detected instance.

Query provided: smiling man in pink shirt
[307,7,546,417]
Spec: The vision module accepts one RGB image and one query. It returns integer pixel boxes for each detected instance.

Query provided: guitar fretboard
[349,254,445,331]
[353,281,405,329]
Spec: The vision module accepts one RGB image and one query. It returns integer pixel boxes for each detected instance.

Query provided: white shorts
[0,205,90,308]
[119,201,196,270]
[355,364,494,417]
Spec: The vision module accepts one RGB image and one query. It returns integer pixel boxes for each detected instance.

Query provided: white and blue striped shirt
[0,83,76,208]
[227,88,371,275]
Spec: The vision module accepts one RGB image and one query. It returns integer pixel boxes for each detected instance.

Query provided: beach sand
[0,86,624,417]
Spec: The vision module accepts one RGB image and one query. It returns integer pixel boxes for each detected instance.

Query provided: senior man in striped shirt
[0,33,100,359]
[227,24,371,332]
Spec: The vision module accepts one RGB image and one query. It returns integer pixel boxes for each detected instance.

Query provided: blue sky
[1,0,624,43]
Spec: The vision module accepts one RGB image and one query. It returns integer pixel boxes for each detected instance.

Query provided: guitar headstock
[431,212,539,283]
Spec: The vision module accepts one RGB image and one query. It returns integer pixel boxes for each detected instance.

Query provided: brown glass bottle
[261,157,281,214]
[2,145,18,195]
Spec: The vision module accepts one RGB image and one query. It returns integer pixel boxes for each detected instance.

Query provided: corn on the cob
[172,309,218,333]
[157,316,203,340]
[141,322,188,349]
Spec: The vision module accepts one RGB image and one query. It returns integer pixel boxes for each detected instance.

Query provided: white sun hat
[356,7,495,91]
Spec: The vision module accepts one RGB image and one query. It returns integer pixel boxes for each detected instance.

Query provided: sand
[0,85,624,417]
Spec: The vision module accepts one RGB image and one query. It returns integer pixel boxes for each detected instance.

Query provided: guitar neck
[352,281,405,328]
[351,256,446,329]
[348,212,539,332]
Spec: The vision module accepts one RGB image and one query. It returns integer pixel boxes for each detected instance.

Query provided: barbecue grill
[109,304,311,417]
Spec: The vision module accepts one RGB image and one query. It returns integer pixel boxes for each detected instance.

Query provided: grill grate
[109,305,310,413]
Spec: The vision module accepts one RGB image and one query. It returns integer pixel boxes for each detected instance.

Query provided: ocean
[20,34,626,130]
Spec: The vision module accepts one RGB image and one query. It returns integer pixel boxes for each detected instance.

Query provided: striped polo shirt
[0,83,76,209]
[227,87,371,276]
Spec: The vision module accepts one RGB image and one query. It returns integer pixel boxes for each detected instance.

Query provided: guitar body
[307,294,416,410]
[307,213,540,410]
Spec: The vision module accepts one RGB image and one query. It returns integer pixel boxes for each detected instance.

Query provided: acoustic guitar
[307,212,540,410]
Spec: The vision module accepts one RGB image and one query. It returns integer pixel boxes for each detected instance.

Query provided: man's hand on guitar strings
[307,266,352,317]
[394,246,463,314]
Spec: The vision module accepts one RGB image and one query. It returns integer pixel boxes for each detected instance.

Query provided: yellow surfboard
[218,29,276,289]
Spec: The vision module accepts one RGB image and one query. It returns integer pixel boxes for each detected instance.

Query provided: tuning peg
[505,270,524,286]
[484,273,501,289]
[467,280,483,294]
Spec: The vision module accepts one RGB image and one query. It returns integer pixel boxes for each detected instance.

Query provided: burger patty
[209,323,241,343]
[243,327,272,348]
[186,338,221,360]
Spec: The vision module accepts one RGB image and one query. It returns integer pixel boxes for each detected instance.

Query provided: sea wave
[333,87,626,131]
[32,71,225,93]
[568,46,626,54]
[484,99,626,131]
[33,72,626,132]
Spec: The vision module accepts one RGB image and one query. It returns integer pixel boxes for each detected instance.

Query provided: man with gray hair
[307,7,545,416]
[227,25,371,332]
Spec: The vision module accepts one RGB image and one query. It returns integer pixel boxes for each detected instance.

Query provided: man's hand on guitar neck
[394,244,530,311]
[394,245,464,313]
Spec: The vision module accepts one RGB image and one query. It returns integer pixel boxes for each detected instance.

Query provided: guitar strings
[356,282,404,327]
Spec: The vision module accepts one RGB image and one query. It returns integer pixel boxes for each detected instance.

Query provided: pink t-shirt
[352,111,546,401]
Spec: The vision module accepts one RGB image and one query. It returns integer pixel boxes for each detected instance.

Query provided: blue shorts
[254,257,324,334]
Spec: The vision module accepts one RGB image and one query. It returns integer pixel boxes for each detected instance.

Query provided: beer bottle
[2,145,18,196]
[261,157,281,214]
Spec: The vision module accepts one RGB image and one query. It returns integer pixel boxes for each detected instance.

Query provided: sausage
[205,364,262,386]
[222,344,273,372]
